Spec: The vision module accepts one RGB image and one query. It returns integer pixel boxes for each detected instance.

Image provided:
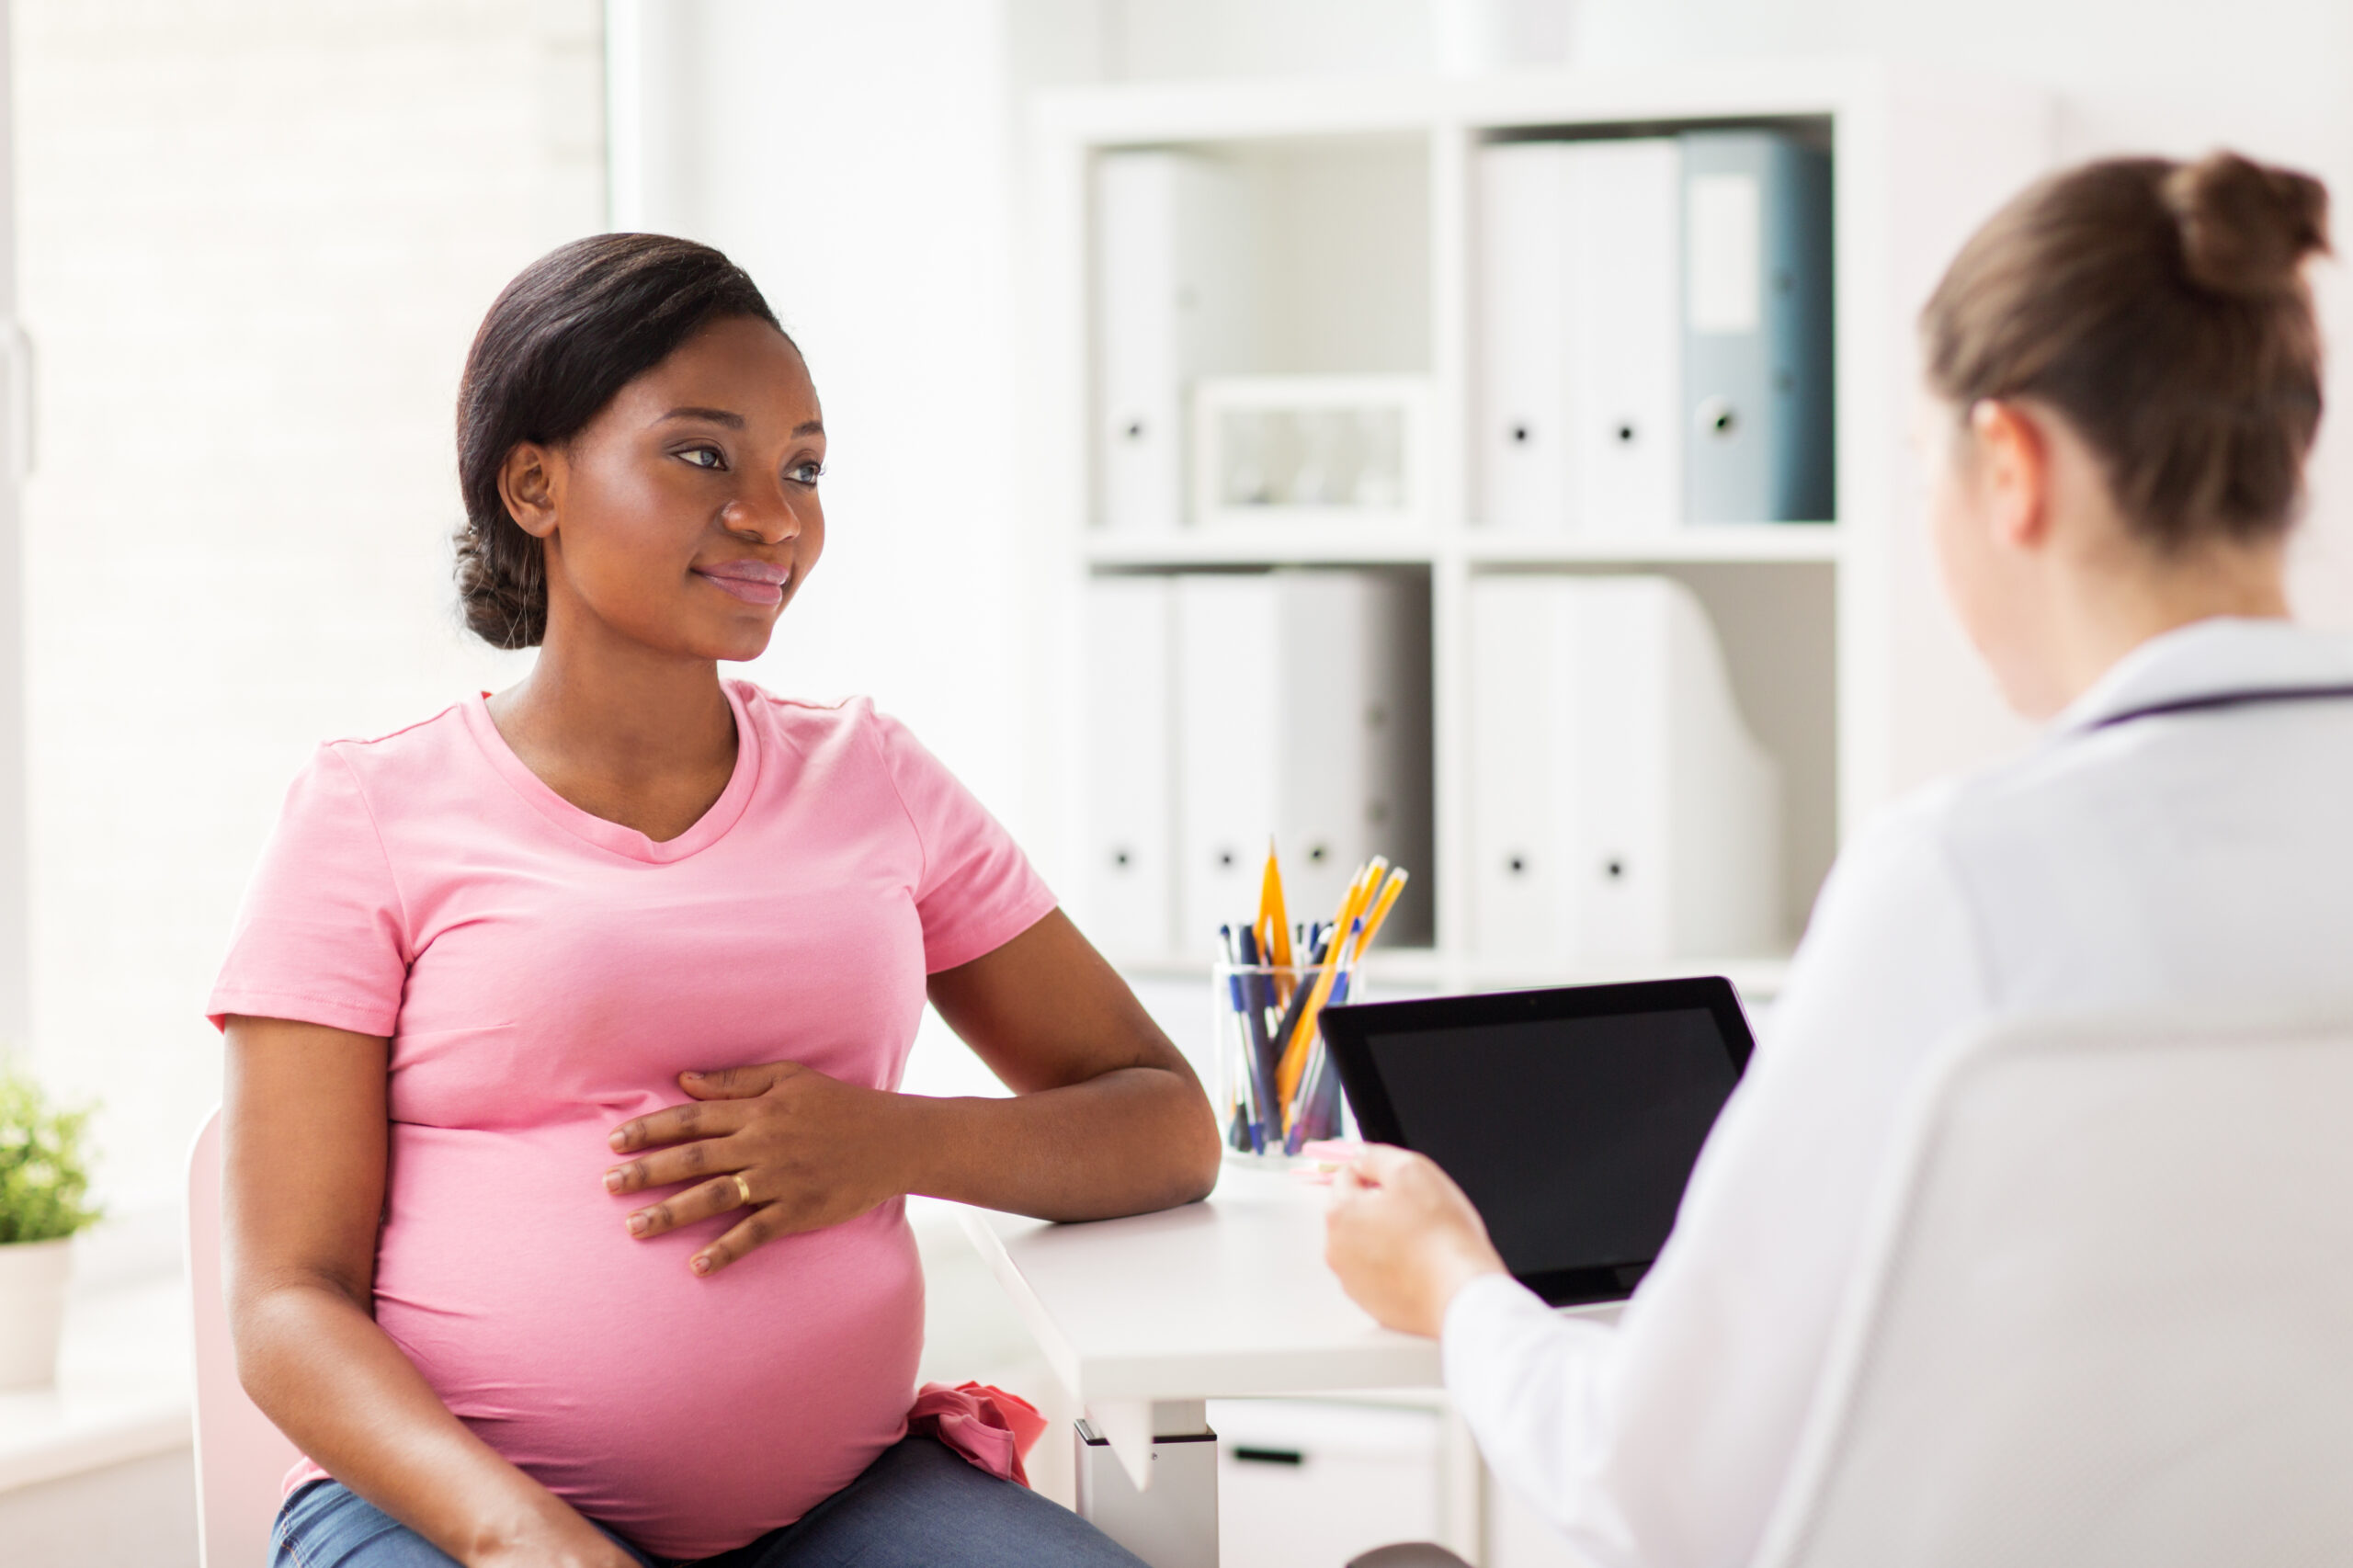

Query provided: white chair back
[1754,1012,2353,1568]
[186,1107,301,1568]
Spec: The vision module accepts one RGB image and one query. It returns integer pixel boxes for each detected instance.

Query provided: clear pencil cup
[1211,961,1362,1167]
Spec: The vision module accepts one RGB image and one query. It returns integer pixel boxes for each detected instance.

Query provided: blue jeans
[270,1435,1147,1568]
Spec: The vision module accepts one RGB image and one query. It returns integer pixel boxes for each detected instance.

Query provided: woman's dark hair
[1921,150,2330,552]
[455,233,786,648]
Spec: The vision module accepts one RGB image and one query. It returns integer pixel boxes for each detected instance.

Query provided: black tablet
[1321,978,1755,1308]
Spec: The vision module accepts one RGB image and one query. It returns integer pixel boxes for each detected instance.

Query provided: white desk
[962,1165,1537,1566]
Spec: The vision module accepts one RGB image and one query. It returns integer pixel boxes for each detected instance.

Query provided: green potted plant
[0,1063,100,1388]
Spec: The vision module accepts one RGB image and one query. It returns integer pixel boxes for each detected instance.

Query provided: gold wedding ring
[727,1172,754,1209]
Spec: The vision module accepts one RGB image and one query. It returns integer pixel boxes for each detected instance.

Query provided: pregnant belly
[373,1121,925,1561]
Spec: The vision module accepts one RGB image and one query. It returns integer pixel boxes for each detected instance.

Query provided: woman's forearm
[902,910,1222,1221]
[898,1062,1221,1221]
[235,1278,607,1566]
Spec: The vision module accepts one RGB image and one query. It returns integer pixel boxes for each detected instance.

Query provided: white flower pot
[0,1237,73,1389]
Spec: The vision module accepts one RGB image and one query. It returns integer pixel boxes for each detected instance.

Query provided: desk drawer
[1209,1398,1440,1567]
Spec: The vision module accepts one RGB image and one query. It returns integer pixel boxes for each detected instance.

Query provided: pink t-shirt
[208,681,1056,1560]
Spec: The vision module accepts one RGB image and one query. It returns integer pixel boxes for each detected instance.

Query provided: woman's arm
[223,1017,635,1568]
[605,911,1221,1274]
[915,908,1222,1216]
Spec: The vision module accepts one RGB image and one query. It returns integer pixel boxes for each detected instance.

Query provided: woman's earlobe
[498,443,561,540]
[1972,400,2052,550]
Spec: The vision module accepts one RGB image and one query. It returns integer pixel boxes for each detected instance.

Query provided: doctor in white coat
[1325,149,2348,1568]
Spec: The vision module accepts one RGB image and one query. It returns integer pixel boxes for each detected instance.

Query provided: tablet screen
[1324,981,1752,1305]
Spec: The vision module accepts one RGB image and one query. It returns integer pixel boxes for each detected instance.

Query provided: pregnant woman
[212,235,1221,1568]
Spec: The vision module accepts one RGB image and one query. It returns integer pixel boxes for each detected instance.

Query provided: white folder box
[1469,574,1779,968]
[1474,138,1683,535]
[1175,572,1430,957]
[1095,151,1255,534]
[1568,138,1682,533]
[1474,142,1575,532]
[1082,575,1177,960]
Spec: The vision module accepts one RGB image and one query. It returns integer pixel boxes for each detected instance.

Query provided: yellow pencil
[1279,910,1370,1131]
[1357,868,1410,953]
[1275,862,1381,1113]
[1258,839,1293,992]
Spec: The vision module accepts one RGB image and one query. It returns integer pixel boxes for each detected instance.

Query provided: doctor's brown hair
[1921,151,2330,551]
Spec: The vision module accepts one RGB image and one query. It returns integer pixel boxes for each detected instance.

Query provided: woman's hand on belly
[604,1062,917,1276]
[606,911,1225,1266]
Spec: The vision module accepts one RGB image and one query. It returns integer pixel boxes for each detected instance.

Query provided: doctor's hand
[1324,1146,1507,1339]
[603,1062,915,1276]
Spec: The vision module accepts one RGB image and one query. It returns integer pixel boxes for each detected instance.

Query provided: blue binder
[1679,131,1834,525]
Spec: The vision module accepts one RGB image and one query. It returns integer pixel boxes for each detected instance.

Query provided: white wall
[617,1,1049,831]
[16,0,604,1210]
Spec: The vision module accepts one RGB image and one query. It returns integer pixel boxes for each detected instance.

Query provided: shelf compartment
[1453,558,1839,945]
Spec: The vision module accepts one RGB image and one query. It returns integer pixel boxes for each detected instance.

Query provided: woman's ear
[497,442,561,540]
[1967,398,2052,552]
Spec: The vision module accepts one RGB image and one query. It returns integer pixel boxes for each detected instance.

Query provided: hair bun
[2163,151,2331,299]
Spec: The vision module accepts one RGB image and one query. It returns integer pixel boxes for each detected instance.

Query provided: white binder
[1082,576,1176,960]
[1475,139,1683,534]
[1175,574,1279,951]
[1567,138,1682,534]
[1474,142,1574,532]
[1175,572,1430,957]
[1096,152,1254,534]
[1469,574,1780,968]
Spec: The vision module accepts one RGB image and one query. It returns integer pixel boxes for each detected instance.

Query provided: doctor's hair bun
[454,234,788,651]
[1922,151,2329,553]
[2163,151,2331,301]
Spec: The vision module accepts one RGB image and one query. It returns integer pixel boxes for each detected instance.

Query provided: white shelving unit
[1025,62,2053,1000]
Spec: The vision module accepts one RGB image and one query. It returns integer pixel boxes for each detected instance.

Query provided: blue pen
[1265,925,1333,1081]
[1236,926,1285,1134]
[1220,926,1269,1153]
[1284,916,1364,1153]
[1234,926,1280,1153]
[1223,918,1261,1149]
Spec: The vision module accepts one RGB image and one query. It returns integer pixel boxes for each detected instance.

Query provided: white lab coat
[1441,617,2353,1568]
